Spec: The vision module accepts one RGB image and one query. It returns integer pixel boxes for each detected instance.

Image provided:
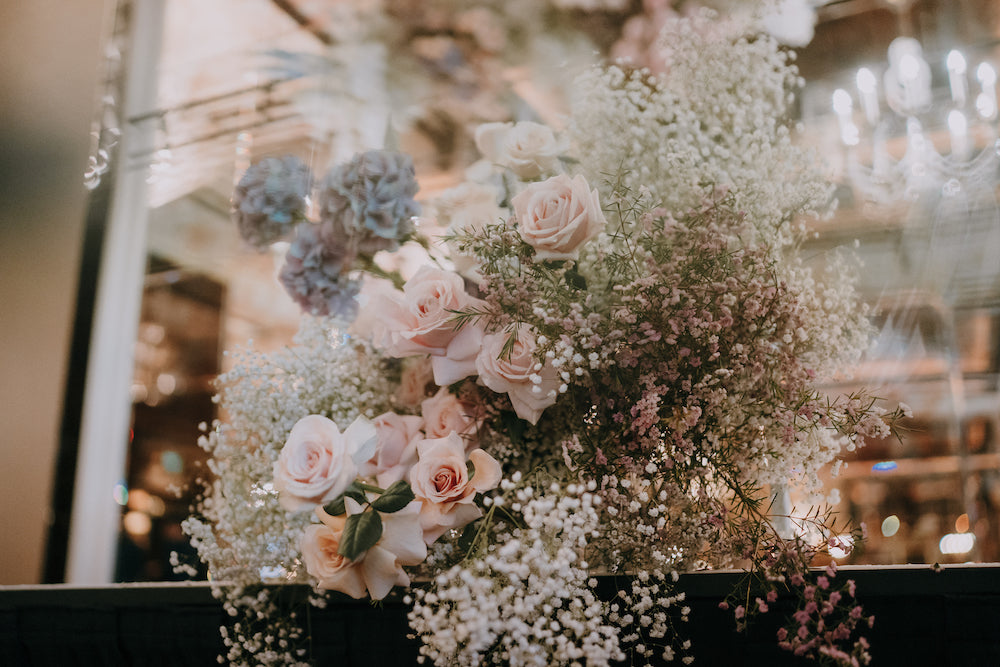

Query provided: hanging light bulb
[946,50,968,106]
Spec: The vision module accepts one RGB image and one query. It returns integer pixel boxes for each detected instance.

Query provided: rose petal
[325,562,371,599]
[361,544,409,600]
[377,501,427,565]
[468,449,502,493]
[346,416,378,466]
[431,323,485,386]
[421,502,483,545]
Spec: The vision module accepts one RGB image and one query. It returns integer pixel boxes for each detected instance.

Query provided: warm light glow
[156,372,177,395]
[947,51,968,105]
[948,110,968,136]
[939,532,975,555]
[123,510,153,538]
[881,515,900,537]
[955,513,970,533]
[976,92,997,119]
[832,89,859,145]
[948,110,969,156]
[856,68,877,94]
[130,383,148,403]
[128,488,166,516]
[899,54,921,82]
[946,50,967,75]
[832,89,853,115]
[977,62,997,86]
[856,68,880,124]
[842,125,859,146]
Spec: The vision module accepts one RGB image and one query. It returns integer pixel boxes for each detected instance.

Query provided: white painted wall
[0,0,108,584]
[66,0,166,585]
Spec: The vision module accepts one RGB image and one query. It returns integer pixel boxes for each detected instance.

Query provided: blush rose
[359,411,425,488]
[373,265,485,358]
[475,121,562,179]
[409,433,502,544]
[475,328,559,425]
[429,320,485,387]
[273,415,377,512]
[421,387,481,444]
[300,499,426,600]
[511,173,606,261]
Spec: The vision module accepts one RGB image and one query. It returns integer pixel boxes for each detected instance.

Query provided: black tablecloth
[3,565,999,665]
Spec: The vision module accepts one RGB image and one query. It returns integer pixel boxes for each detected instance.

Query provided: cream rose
[421,387,481,443]
[372,265,485,358]
[476,328,559,425]
[360,411,424,488]
[301,499,426,600]
[475,121,562,179]
[273,415,377,512]
[511,173,606,261]
[409,433,502,544]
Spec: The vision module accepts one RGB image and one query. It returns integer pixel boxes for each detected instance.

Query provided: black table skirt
[3,565,999,666]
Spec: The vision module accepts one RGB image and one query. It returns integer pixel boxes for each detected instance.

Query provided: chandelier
[832,36,999,207]
[830,36,1000,311]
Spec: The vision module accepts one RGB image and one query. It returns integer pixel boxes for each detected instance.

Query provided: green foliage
[339,510,383,561]
[371,480,416,513]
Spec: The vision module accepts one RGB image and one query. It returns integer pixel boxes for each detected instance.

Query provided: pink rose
[359,412,424,488]
[511,174,606,261]
[409,433,502,544]
[395,356,434,408]
[373,266,484,358]
[273,415,377,512]
[300,499,426,600]
[421,387,481,443]
[430,320,485,387]
[475,121,562,179]
[476,329,559,425]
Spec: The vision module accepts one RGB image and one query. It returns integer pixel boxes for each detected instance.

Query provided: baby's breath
[185,317,400,665]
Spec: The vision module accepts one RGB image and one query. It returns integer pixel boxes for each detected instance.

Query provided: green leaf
[343,480,368,506]
[323,496,347,517]
[370,480,416,513]
[338,510,383,561]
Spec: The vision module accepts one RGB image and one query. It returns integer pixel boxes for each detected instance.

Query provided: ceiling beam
[270,0,334,46]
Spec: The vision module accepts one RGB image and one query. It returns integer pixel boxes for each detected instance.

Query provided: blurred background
[0,1,106,584]
[3,0,1000,585]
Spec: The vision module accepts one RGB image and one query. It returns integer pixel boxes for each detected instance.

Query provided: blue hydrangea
[319,150,420,255]
[278,221,360,320]
[232,156,312,250]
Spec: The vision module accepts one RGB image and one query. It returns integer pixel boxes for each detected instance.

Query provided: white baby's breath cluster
[408,482,624,666]
[183,317,399,665]
[217,594,309,667]
[570,9,833,250]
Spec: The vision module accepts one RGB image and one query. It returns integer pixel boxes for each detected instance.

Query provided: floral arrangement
[182,10,905,667]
